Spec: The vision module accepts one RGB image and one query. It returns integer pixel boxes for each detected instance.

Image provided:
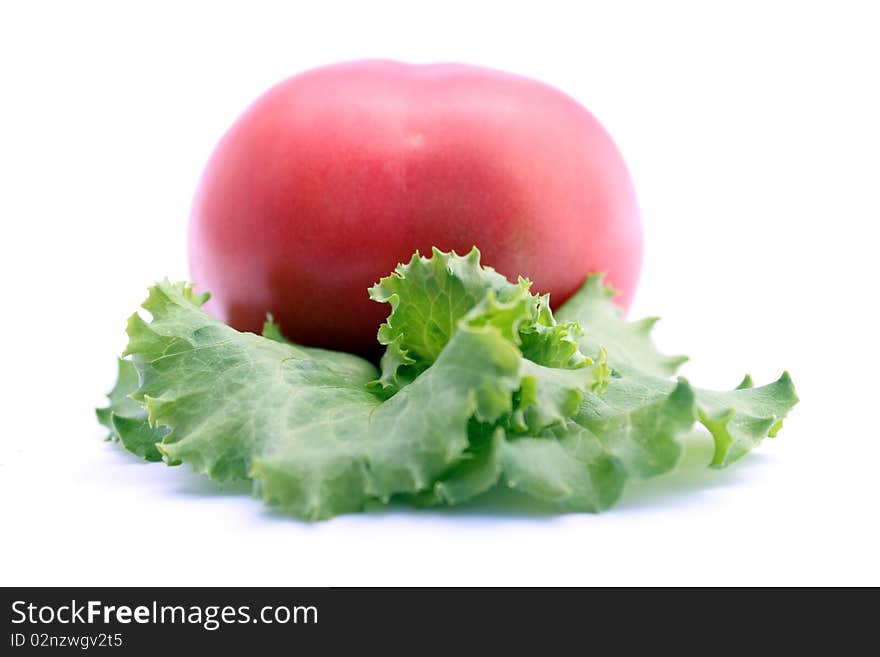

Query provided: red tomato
[190,60,642,354]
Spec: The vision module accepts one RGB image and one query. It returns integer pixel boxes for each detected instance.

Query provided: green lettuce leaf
[414,422,505,507]
[556,276,688,377]
[364,250,609,507]
[502,423,626,512]
[368,248,519,372]
[99,250,797,519]
[497,274,799,512]
[116,266,607,519]
[96,285,210,462]
[96,358,167,461]
[123,281,509,519]
[558,275,798,469]
[367,247,595,396]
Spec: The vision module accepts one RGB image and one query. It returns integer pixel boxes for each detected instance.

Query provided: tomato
[189,60,642,354]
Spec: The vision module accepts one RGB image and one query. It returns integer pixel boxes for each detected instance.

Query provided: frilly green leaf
[98,251,797,519]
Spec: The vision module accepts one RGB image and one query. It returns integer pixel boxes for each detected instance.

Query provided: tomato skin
[190,60,642,353]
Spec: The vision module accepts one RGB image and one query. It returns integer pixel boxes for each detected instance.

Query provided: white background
[1,0,878,586]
